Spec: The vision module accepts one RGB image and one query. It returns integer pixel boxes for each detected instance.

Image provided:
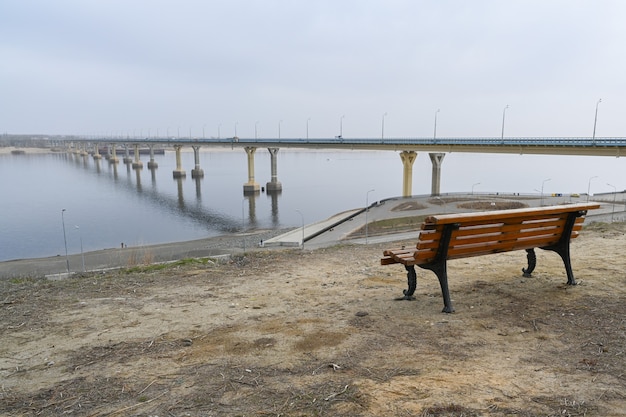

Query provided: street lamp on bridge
[307,117,311,140]
[339,115,345,138]
[501,105,509,140]
[434,109,440,141]
[381,112,387,139]
[593,98,602,144]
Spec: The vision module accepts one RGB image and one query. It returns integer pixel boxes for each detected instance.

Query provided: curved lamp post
[381,113,387,139]
[433,108,440,141]
[587,175,598,202]
[472,182,481,195]
[339,115,345,138]
[593,99,602,144]
[307,117,311,140]
[501,104,509,141]
[365,189,375,244]
[607,183,616,222]
[540,178,551,206]
[75,225,85,272]
[61,209,69,274]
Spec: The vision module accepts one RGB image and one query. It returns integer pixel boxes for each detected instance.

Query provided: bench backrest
[413,203,600,264]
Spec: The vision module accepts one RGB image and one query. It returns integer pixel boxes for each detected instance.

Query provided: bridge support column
[266,147,282,191]
[123,144,133,164]
[147,145,158,169]
[243,146,260,193]
[429,153,446,196]
[191,145,204,178]
[109,144,119,164]
[132,144,143,169]
[92,143,102,160]
[173,145,186,178]
[400,151,417,197]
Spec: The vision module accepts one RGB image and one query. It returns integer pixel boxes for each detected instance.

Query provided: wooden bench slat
[422,203,600,226]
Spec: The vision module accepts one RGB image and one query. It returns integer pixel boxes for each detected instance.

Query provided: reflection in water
[245,194,257,227]
[268,189,281,227]
[135,167,142,192]
[194,177,202,201]
[176,177,184,209]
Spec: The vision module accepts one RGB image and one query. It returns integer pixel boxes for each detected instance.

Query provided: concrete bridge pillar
[429,152,446,196]
[243,146,260,193]
[109,144,119,164]
[266,147,282,191]
[132,144,143,169]
[191,145,204,178]
[173,145,186,178]
[147,144,158,169]
[92,143,102,160]
[123,144,133,164]
[400,151,417,197]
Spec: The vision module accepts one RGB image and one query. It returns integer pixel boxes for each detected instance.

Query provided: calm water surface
[1,148,624,261]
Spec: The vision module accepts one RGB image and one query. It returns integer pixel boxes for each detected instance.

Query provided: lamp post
[472,182,481,195]
[278,120,282,139]
[593,98,602,144]
[295,209,304,249]
[234,122,238,137]
[501,105,509,140]
[202,124,206,139]
[255,121,259,139]
[607,183,616,222]
[218,123,221,139]
[242,198,246,252]
[307,117,311,140]
[75,225,85,272]
[540,178,551,206]
[433,108,440,141]
[61,209,69,274]
[365,189,375,244]
[587,175,598,202]
[339,115,345,138]
[381,112,387,139]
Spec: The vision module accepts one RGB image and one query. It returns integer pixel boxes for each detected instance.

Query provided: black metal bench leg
[435,263,454,313]
[543,211,581,286]
[396,265,417,300]
[423,261,455,313]
[553,245,577,285]
[522,248,536,277]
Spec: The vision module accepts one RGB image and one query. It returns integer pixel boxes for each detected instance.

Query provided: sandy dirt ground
[1,221,625,416]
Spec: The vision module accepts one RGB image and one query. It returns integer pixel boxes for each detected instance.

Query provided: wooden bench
[381,203,600,313]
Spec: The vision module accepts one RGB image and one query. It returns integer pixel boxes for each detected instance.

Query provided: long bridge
[64,137,626,197]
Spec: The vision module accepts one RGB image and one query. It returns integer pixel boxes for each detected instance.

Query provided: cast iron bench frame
[381,203,600,313]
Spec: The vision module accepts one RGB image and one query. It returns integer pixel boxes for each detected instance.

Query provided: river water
[1,148,623,261]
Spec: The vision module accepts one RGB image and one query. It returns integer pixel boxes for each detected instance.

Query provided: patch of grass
[123,257,217,273]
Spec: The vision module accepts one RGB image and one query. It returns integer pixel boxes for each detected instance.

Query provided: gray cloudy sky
[2,0,625,138]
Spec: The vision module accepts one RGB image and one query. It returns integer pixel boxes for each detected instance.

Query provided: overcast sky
[2,0,625,138]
